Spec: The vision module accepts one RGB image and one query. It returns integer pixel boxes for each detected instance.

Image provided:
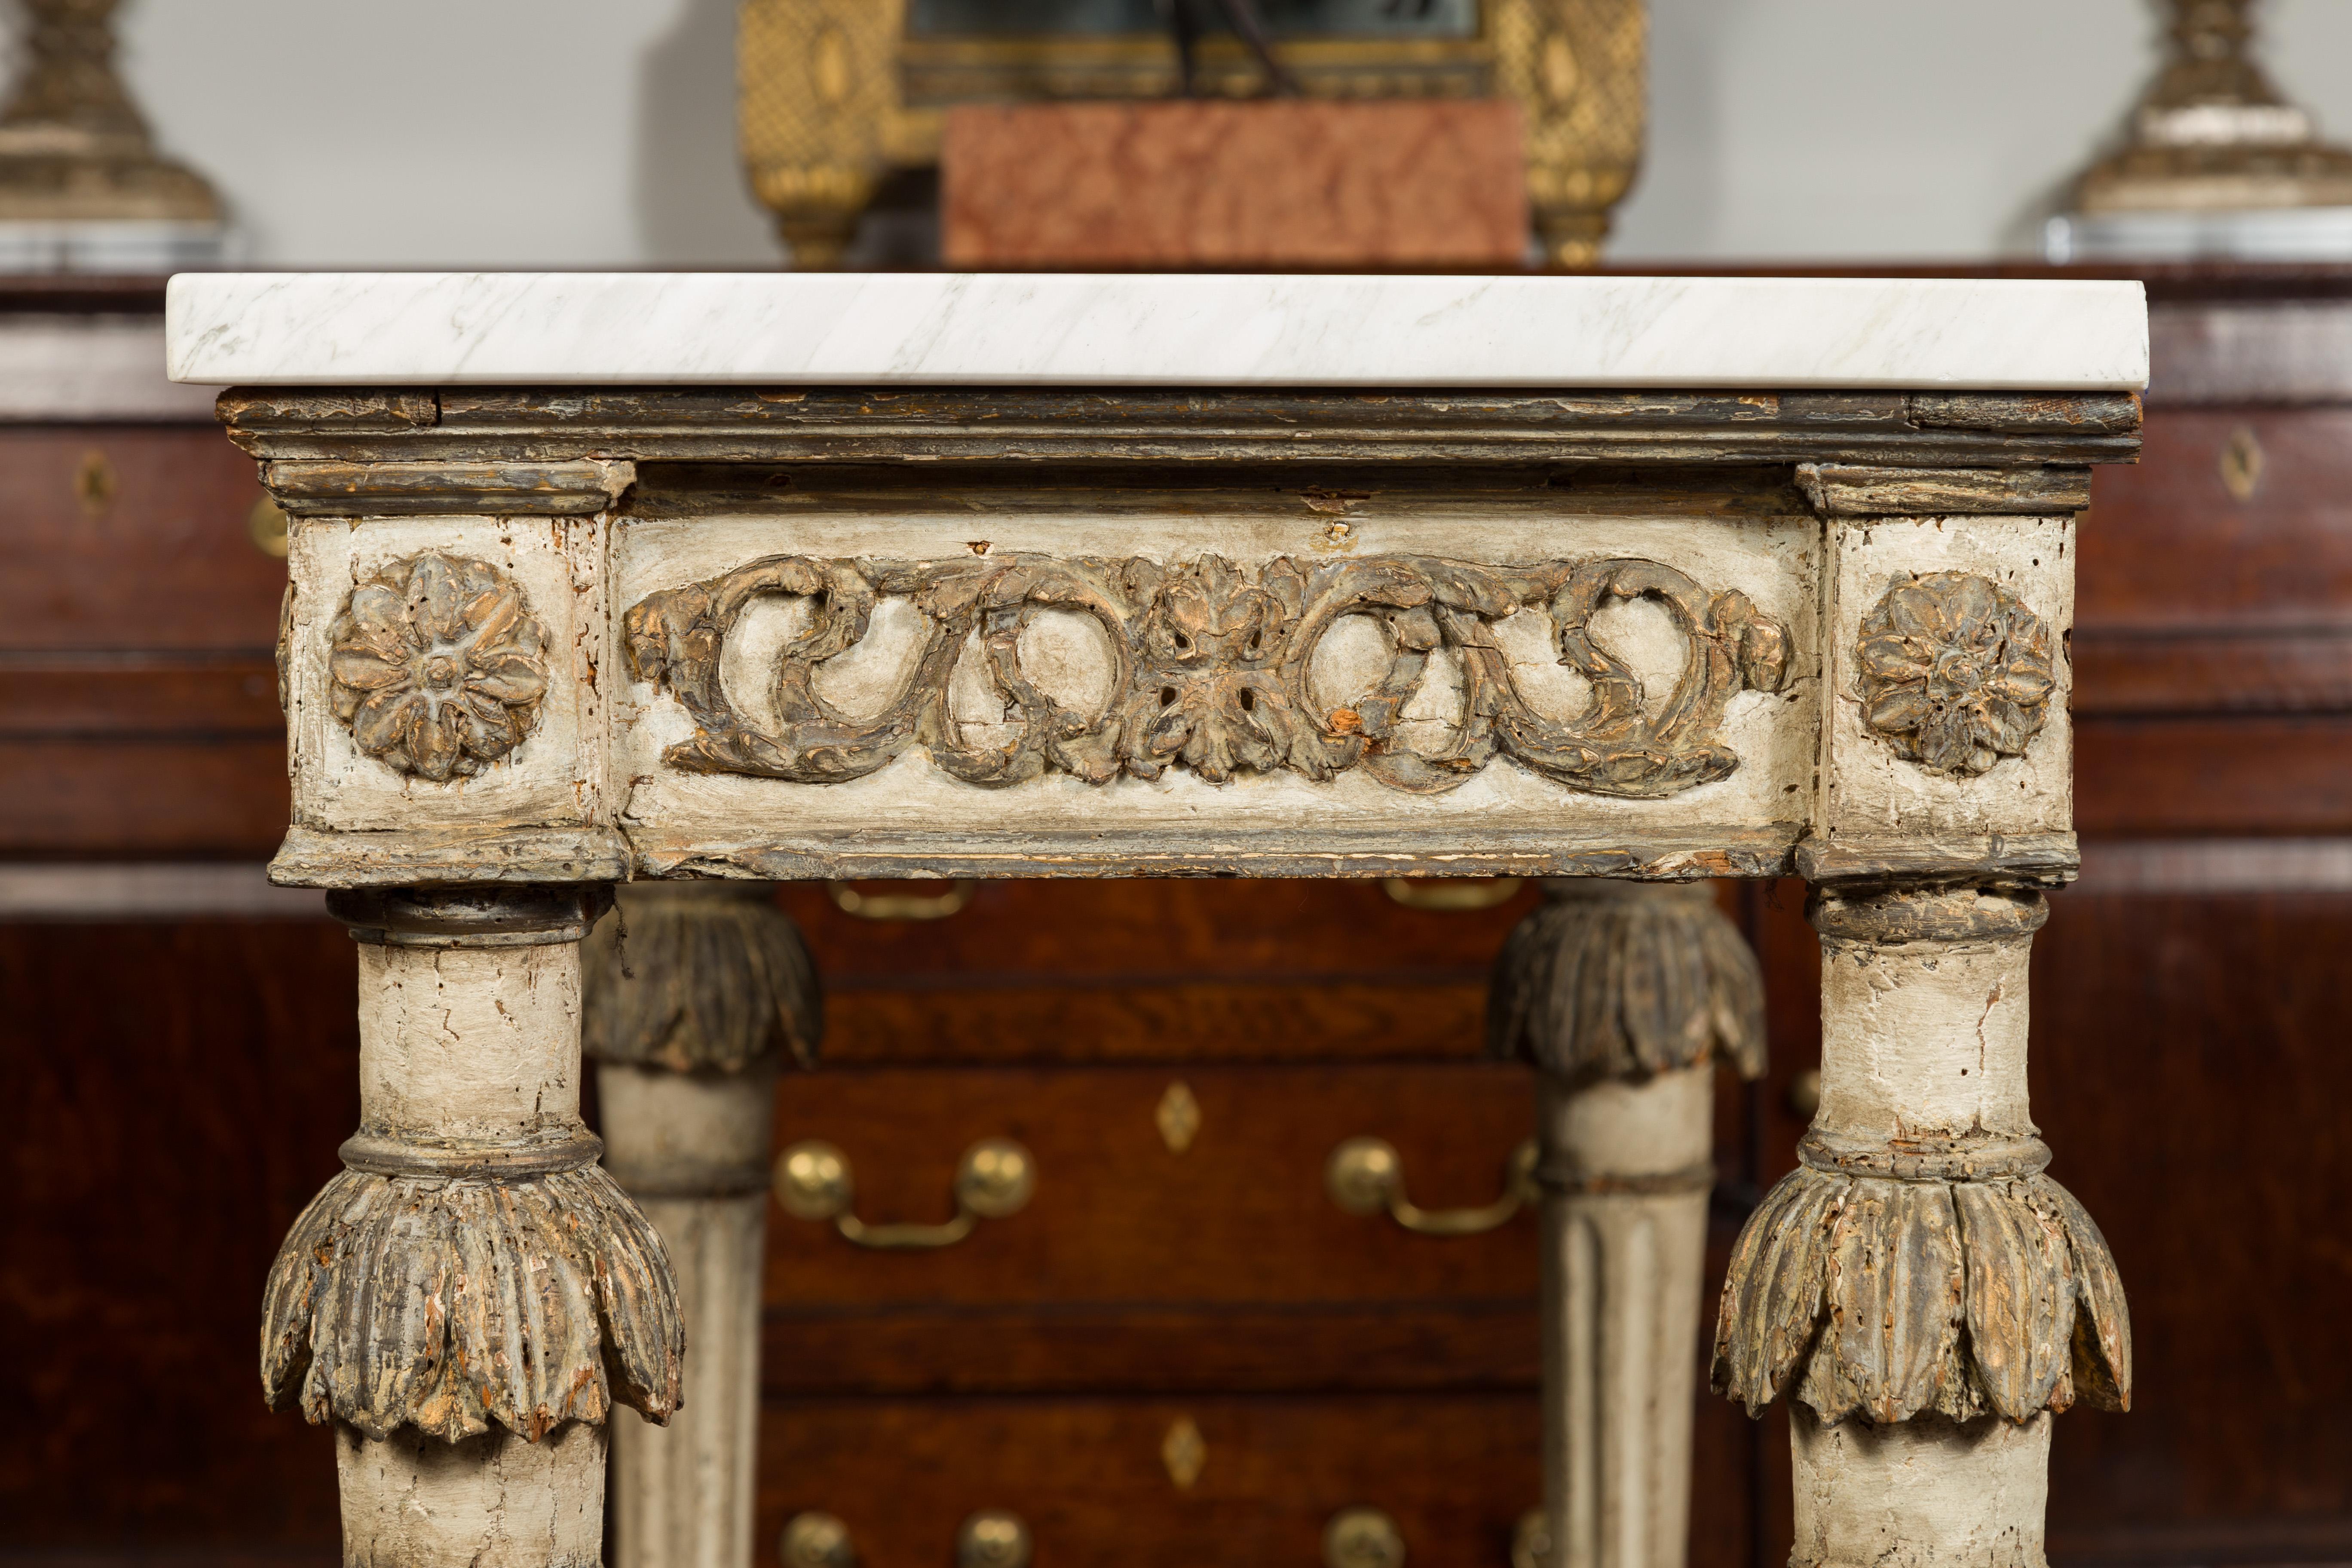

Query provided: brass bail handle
[1381,876,1522,913]
[775,1136,1036,1250]
[1325,1136,1537,1237]
[825,879,978,921]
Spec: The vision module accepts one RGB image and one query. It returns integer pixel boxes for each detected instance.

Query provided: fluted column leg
[584,883,824,1568]
[1713,885,2132,1568]
[262,887,683,1568]
[1492,881,1767,1568]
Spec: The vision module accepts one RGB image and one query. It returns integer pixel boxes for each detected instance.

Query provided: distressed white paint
[358,943,582,1145]
[598,1057,780,1568]
[609,1193,768,1568]
[1815,923,2036,1144]
[284,514,607,835]
[1815,515,2076,854]
[599,1061,780,1193]
[163,273,2150,392]
[1798,895,2054,1562]
[612,504,1821,860]
[1789,1409,2052,1568]
[336,1421,606,1568]
[1540,1067,1712,1568]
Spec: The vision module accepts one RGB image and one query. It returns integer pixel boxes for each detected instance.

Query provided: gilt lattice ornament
[327,552,551,782]
[1855,571,2055,778]
[624,552,1790,798]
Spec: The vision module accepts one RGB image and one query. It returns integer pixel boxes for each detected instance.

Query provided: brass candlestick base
[0,0,225,270]
[2050,0,2352,260]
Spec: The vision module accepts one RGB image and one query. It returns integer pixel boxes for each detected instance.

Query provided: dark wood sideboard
[1,266,2346,1568]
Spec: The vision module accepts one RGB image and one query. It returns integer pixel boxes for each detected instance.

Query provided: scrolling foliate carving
[1856,571,2055,778]
[624,553,1791,798]
[327,552,551,782]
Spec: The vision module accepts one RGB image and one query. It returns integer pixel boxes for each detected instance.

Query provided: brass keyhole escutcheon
[775,1136,1035,1250]
[1156,1080,1200,1153]
[2220,425,2265,502]
[1161,1414,1207,1489]
[74,448,115,517]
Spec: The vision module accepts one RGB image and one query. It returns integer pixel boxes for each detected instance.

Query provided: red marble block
[941,99,1529,268]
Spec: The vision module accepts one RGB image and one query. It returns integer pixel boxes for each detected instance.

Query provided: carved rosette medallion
[327,553,551,781]
[625,552,1791,799]
[1855,571,2054,777]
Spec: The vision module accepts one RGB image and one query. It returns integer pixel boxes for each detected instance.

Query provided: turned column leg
[582,884,823,1568]
[1713,885,2132,1568]
[1491,881,1767,1568]
[262,887,683,1568]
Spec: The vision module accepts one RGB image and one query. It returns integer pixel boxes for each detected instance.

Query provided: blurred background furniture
[737,0,1642,267]
[6,1,2352,1563]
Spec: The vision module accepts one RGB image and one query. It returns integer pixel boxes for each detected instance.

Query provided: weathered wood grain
[269,824,632,888]
[1796,464,2092,518]
[262,458,628,517]
[217,387,2143,471]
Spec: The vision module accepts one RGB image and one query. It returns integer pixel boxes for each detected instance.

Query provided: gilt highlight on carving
[1856,570,2055,778]
[624,552,1790,798]
[260,1164,685,1442]
[327,551,551,782]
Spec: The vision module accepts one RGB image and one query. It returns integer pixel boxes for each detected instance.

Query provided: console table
[167,272,2145,1568]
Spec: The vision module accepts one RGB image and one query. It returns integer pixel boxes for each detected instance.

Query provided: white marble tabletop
[165,273,2148,391]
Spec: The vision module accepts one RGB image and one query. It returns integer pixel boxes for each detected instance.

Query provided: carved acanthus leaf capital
[262,1162,683,1444]
[1487,881,1767,1084]
[1712,1164,2131,1426]
[583,883,824,1074]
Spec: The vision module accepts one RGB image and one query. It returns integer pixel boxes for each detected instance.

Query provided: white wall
[18,0,2352,266]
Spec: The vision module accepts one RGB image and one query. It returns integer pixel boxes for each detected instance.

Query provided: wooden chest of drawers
[5,267,2349,1568]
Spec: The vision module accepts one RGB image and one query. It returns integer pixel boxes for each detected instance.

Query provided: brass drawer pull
[1326,1136,1536,1237]
[775,1136,1035,1249]
[1325,1507,1407,1568]
[956,1509,1032,1568]
[1381,876,1522,913]
[780,1512,855,1568]
[825,879,977,920]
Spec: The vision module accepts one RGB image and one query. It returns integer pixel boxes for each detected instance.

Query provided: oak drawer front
[0,426,276,651]
[0,424,287,856]
[0,737,289,856]
[2083,410,2352,637]
[764,1300,1541,1398]
[777,879,1539,1067]
[757,1396,1543,1568]
[766,1064,1543,1308]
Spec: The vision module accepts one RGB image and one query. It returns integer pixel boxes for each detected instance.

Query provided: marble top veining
[164,273,2149,391]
